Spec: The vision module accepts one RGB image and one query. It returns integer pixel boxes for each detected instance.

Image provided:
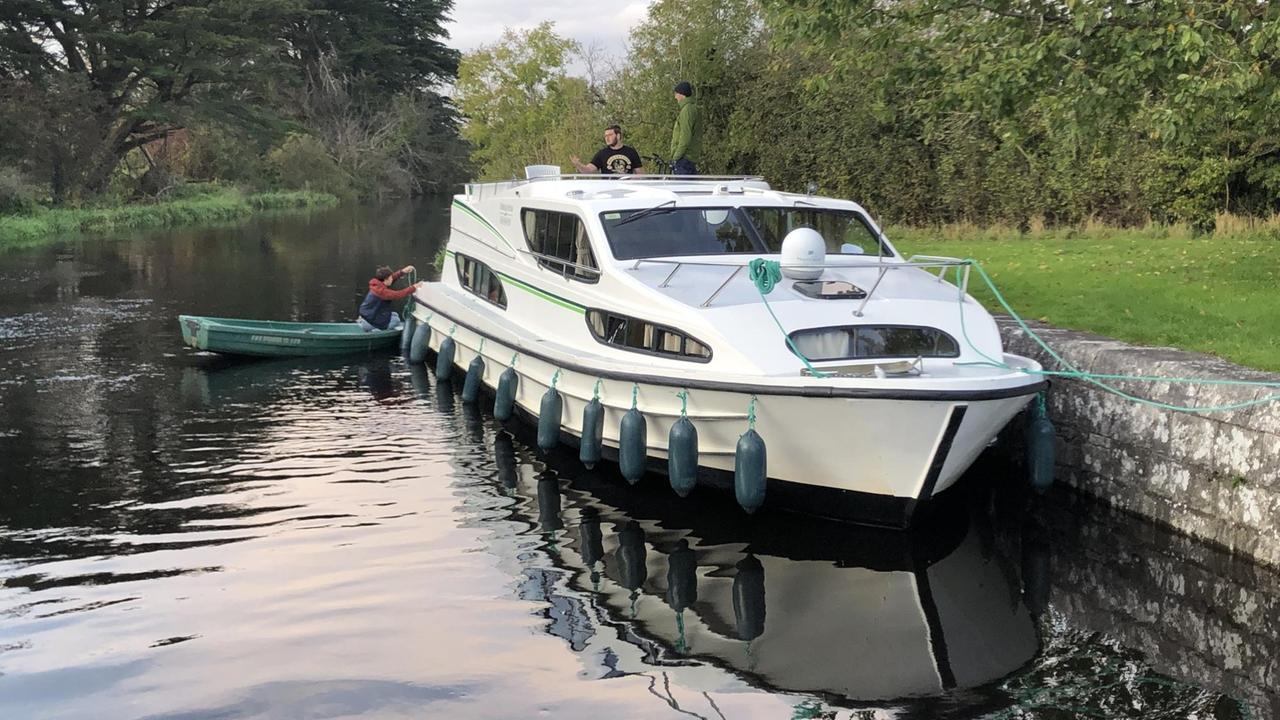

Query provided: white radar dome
[780,227,826,280]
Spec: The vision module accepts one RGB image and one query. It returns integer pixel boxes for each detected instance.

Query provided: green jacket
[669,96,703,165]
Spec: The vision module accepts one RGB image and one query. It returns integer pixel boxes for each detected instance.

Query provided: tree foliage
[457,23,605,179]
[608,0,763,172]
[762,0,1280,228]
[0,0,466,205]
[458,2,1280,230]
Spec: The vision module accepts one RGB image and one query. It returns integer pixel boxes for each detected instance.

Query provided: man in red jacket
[357,264,423,332]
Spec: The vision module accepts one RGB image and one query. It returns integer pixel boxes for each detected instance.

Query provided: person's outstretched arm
[570,155,599,173]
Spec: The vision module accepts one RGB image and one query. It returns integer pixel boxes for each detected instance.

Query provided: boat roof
[461,174,867,213]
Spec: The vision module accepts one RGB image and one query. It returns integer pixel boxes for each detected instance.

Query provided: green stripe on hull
[444,245,585,314]
[451,199,514,251]
[497,273,586,314]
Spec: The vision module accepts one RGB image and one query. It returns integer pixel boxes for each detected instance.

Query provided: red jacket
[368,270,415,301]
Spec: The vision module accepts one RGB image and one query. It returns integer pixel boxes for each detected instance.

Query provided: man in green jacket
[670,81,703,175]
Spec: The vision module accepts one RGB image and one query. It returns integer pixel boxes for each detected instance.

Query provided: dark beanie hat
[674,80,693,96]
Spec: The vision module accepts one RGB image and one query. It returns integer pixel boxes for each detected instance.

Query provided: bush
[267,133,356,201]
[186,125,272,189]
[0,168,42,215]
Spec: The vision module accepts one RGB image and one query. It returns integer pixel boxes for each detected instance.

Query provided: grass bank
[889,220,1280,372]
[0,188,339,248]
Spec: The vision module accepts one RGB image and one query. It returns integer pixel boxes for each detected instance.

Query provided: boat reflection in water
[489,422,1040,708]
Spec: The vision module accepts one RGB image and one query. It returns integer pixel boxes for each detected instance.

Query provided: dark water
[1,200,1276,719]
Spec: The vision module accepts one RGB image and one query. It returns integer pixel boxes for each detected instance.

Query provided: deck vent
[525,164,560,179]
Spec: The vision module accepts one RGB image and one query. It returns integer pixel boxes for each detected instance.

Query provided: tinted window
[522,209,598,281]
[586,309,711,361]
[454,253,507,308]
[744,207,887,256]
[599,206,890,261]
[789,325,958,361]
[599,208,762,260]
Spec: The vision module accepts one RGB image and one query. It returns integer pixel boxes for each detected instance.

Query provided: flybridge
[463,171,774,202]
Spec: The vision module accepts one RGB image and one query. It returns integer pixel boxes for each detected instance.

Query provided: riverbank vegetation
[0,1,470,223]
[459,0,1280,233]
[0,187,338,248]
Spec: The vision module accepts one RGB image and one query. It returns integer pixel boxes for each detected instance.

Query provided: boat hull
[179,315,401,357]
[408,300,1044,528]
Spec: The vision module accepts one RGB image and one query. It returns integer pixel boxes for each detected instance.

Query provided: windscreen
[599,206,890,261]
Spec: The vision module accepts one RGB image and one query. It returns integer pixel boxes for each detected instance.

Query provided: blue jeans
[672,158,698,175]
[357,314,403,332]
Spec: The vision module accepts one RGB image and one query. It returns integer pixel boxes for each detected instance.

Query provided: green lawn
[0,189,338,248]
[888,226,1280,372]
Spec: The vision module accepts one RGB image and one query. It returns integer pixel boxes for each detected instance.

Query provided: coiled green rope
[747,258,830,378]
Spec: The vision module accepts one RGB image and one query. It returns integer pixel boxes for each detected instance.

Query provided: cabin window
[454,253,508,308]
[600,207,760,260]
[599,206,893,260]
[742,207,888,256]
[788,325,959,361]
[586,309,712,362]
[522,208,599,281]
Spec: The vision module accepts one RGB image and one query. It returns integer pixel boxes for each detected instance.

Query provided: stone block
[1168,411,1220,466]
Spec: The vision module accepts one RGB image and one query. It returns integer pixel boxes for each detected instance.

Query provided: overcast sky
[444,0,656,70]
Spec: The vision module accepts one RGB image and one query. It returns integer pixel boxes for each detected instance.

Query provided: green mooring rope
[676,390,689,417]
[747,258,830,378]
[956,259,1280,414]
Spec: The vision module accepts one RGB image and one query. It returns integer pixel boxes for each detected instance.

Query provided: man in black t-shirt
[571,125,644,175]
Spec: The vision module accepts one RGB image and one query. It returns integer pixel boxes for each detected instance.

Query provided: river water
[1,200,1276,719]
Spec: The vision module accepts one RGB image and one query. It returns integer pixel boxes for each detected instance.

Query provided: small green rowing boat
[179,315,402,357]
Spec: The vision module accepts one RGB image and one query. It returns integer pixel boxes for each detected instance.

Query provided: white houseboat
[407,170,1045,527]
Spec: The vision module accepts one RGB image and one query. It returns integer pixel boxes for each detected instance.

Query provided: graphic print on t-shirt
[603,153,633,174]
[591,145,642,175]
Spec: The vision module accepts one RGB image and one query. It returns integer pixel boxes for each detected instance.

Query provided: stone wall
[1039,491,1280,719]
[997,319,1280,568]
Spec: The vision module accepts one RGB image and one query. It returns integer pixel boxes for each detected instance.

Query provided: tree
[0,0,464,203]
[456,23,605,180]
[282,0,459,96]
[0,0,302,202]
[609,0,763,173]
[762,0,1280,225]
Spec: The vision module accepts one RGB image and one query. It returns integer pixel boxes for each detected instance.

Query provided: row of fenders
[403,313,768,513]
[405,312,1054,507]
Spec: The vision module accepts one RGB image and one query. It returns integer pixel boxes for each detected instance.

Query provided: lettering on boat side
[249,335,302,346]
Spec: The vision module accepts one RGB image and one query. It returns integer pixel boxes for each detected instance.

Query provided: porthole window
[789,325,959,361]
[586,309,711,362]
[454,253,507,308]
[522,208,599,281]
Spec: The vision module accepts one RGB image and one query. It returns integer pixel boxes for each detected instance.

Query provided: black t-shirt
[590,145,643,175]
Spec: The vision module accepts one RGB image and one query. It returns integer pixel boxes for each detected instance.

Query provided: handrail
[702,266,743,307]
[516,248,602,276]
[629,256,970,271]
[907,254,972,296]
[526,173,767,183]
[624,255,973,310]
